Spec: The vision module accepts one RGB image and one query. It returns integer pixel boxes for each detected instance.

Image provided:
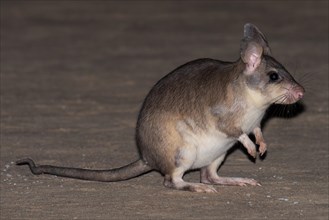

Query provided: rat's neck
[244,87,270,110]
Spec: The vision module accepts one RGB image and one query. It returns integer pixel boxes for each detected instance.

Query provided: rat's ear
[242,23,271,56]
[241,41,263,74]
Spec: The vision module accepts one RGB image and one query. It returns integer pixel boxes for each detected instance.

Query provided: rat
[17,23,305,193]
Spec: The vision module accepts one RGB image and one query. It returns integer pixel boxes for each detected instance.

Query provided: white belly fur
[177,120,235,169]
[241,106,265,134]
[192,130,235,168]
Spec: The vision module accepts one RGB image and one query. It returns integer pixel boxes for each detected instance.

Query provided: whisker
[272,94,287,105]
[298,72,313,83]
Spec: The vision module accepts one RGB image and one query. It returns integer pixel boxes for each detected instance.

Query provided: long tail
[16,158,152,182]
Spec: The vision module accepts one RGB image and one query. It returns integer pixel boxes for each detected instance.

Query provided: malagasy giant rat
[17,24,305,193]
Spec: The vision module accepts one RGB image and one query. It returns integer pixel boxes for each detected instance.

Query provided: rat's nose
[293,87,305,100]
[296,91,304,99]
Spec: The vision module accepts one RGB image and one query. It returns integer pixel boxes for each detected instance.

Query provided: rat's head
[239,23,305,106]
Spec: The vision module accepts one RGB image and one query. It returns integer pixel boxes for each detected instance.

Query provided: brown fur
[17,24,305,193]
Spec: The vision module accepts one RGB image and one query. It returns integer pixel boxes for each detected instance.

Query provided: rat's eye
[269,71,280,82]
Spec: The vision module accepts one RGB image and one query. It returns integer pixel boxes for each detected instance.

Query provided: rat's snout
[293,90,304,100]
[291,84,305,103]
[277,83,305,105]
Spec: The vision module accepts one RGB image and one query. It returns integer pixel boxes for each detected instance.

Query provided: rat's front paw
[258,141,267,156]
[239,133,257,158]
[247,144,257,158]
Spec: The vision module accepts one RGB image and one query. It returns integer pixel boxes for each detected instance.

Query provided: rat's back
[138,58,237,116]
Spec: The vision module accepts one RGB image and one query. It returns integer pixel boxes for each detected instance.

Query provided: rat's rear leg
[200,155,261,186]
[163,168,217,193]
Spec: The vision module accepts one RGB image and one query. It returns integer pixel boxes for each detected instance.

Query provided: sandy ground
[1,1,328,220]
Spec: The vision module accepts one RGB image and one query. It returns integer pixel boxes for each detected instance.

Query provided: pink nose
[294,91,304,100]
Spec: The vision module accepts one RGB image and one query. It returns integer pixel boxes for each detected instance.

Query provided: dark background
[1,1,328,219]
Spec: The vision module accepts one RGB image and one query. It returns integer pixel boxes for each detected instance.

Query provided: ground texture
[1,1,328,220]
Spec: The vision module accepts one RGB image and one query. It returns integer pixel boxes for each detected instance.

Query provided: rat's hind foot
[164,175,217,193]
[201,175,261,186]
[200,157,261,187]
